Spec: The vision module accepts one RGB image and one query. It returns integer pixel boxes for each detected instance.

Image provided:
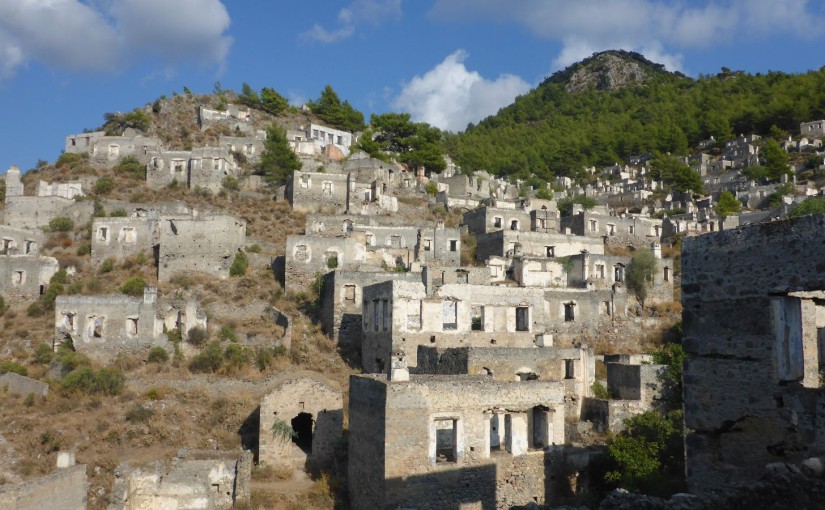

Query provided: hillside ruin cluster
[3,99,825,510]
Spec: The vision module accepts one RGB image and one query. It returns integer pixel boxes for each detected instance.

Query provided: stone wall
[284,234,367,293]
[476,230,604,262]
[0,465,87,510]
[0,225,42,256]
[681,215,825,491]
[91,216,158,265]
[0,256,59,301]
[464,206,533,235]
[4,196,93,230]
[348,374,566,510]
[258,376,343,472]
[286,171,349,214]
[157,214,246,282]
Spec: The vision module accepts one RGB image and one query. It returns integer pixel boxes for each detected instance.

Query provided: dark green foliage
[326,255,338,269]
[109,208,128,217]
[762,138,791,179]
[255,346,287,371]
[651,153,703,194]
[40,430,61,452]
[114,155,145,178]
[187,326,209,347]
[591,380,610,399]
[56,152,86,168]
[0,360,28,376]
[222,175,240,191]
[0,294,5,315]
[238,82,261,108]
[715,191,741,219]
[100,258,114,273]
[224,344,248,370]
[61,366,125,396]
[307,85,365,132]
[102,108,151,135]
[229,251,249,277]
[260,87,289,115]
[39,269,67,311]
[627,247,656,306]
[125,404,155,423]
[557,195,598,216]
[650,342,686,403]
[189,341,223,373]
[605,410,685,496]
[93,176,114,195]
[218,324,238,342]
[259,124,302,185]
[48,217,74,232]
[356,113,446,173]
[789,196,825,217]
[424,182,438,196]
[27,302,44,317]
[119,276,146,297]
[147,347,169,364]
[452,64,825,183]
[92,200,106,217]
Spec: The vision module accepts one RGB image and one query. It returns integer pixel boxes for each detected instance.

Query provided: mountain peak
[544,49,686,93]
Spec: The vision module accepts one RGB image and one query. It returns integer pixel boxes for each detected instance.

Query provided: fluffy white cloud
[430,0,825,72]
[393,50,531,132]
[303,0,402,43]
[0,0,231,79]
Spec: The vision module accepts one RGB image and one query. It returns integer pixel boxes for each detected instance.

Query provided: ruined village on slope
[1,89,825,510]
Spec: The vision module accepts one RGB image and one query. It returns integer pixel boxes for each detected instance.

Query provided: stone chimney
[388,349,409,382]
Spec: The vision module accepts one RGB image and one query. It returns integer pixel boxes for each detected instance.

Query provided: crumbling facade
[682,215,825,491]
[0,255,59,301]
[157,214,246,282]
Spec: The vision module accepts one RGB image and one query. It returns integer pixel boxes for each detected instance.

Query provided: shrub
[61,366,124,396]
[109,208,128,217]
[100,258,114,273]
[0,294,5,315]
[0,360,28,376]
[33,343,54,365]
[147,347,169,364]
[222,175,240,191]
[246,244,262,254]
[39,430,61,453]
[76,243,91,256]
[93,177,114,195]
[218,324,238,342]
[119,276,146,297]
[125,405,155,423]
[591,381,610,399]
[56,152,85,168]
[187,326,209,346]
[26,302,44,317]
[229,251,248,277]
[224,344,248,369]
[271,418,297,442]
[114,156,145,178]
[424,181,438,196]
[326,255,338,269]
[48,217,74,232]
[135,252,147,265]
[188,341,223,373]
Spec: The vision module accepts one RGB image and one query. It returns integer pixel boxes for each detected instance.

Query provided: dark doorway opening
[291,412,314,454]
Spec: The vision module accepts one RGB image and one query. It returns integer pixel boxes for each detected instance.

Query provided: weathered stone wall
[4,196,93,229]
[463,206,532,235]
[606,363,666,402]
[286,171,349,214]
[91,216,157,265]
[0,256,59,301]
[348,374,566,510]
[0,372,49,397]
[0,464,87,510]
[581,397,654,433]
[258,376,343,472]
[476,230,604,262]
[158,214,246,282]
[284,234,366,293]
[0,225,43,256]
[561,211,662,246]
[682,215,825,491]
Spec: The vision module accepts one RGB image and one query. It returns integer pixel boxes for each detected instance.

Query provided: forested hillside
[448,51,825,182]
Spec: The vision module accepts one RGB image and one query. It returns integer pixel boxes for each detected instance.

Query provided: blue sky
[2,0,825,174]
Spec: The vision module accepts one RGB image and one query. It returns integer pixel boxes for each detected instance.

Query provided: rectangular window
[449,240,458,252]
[434,419,458,463]
[589,220,598,232]
[564,302,575,322]
[471,306,484,331]
[343,285,356,303]
[493,217,503,228]
[545,246,555,258]
[443,300,457,330]
[373,300,381,332]
[664,267,670,282]
[424,239,432,251]
[564,359,576,379]
[515,307,529,331]
[772,296,803,381]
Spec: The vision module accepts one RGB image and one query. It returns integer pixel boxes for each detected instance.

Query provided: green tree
[789,196,825,217]
[762,138,791,180]
[259,124,302,185]
[307,85,365,132]
[361,113,447,173]
[605,410,685,496]
[238,82,261,108]
[650,342,686,404]
[715,191,741,219]
[119,276,146,297]
[260,87,288,115]
[229,251,249,277]
[626,247,656,306]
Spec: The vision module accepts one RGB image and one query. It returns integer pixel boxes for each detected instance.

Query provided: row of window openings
[364,235,457,252]
[311,130,344,145]
[61,314,139,337]
[96,227,137,243]
[434,407,555,464]
[588,220,661,237]
[493,218,521,230]
[2,239,37,255]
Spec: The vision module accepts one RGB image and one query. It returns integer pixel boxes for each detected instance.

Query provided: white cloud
[303,0,402,43]
[393,50,531,132]
[0,0,231,79]
[430,0,825,73]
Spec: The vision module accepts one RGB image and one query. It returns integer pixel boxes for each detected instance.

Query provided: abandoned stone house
[63,130,161,166]
[219,132,266,163]
[560,208,663,246]
[464,206,542,235]
[288,123,355,157]
[286,171,350,214]
[582,356,667,433]
[800,119,825,138]
[360,280,550,373]
[258,375,343,473]
[146,146,238,193]
[284,234,367,293]
[91,215,160,265]
[475,230,604,262]
[681,214,825,492]
[37,179,84,200]
[348,367,566,510]
[0,225,42,256]
[198,104,253,133]
[3,166,94,229]
[55,286,206,360]
[0,255,59,302]
[157,214,247,282]
[109,449,252,510]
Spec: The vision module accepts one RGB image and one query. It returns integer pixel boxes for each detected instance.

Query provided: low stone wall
[0,372,49,397]
[0,465,87,510]
[581,397,648,433]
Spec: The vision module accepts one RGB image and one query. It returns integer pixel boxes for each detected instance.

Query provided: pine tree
[259,124,301,185]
